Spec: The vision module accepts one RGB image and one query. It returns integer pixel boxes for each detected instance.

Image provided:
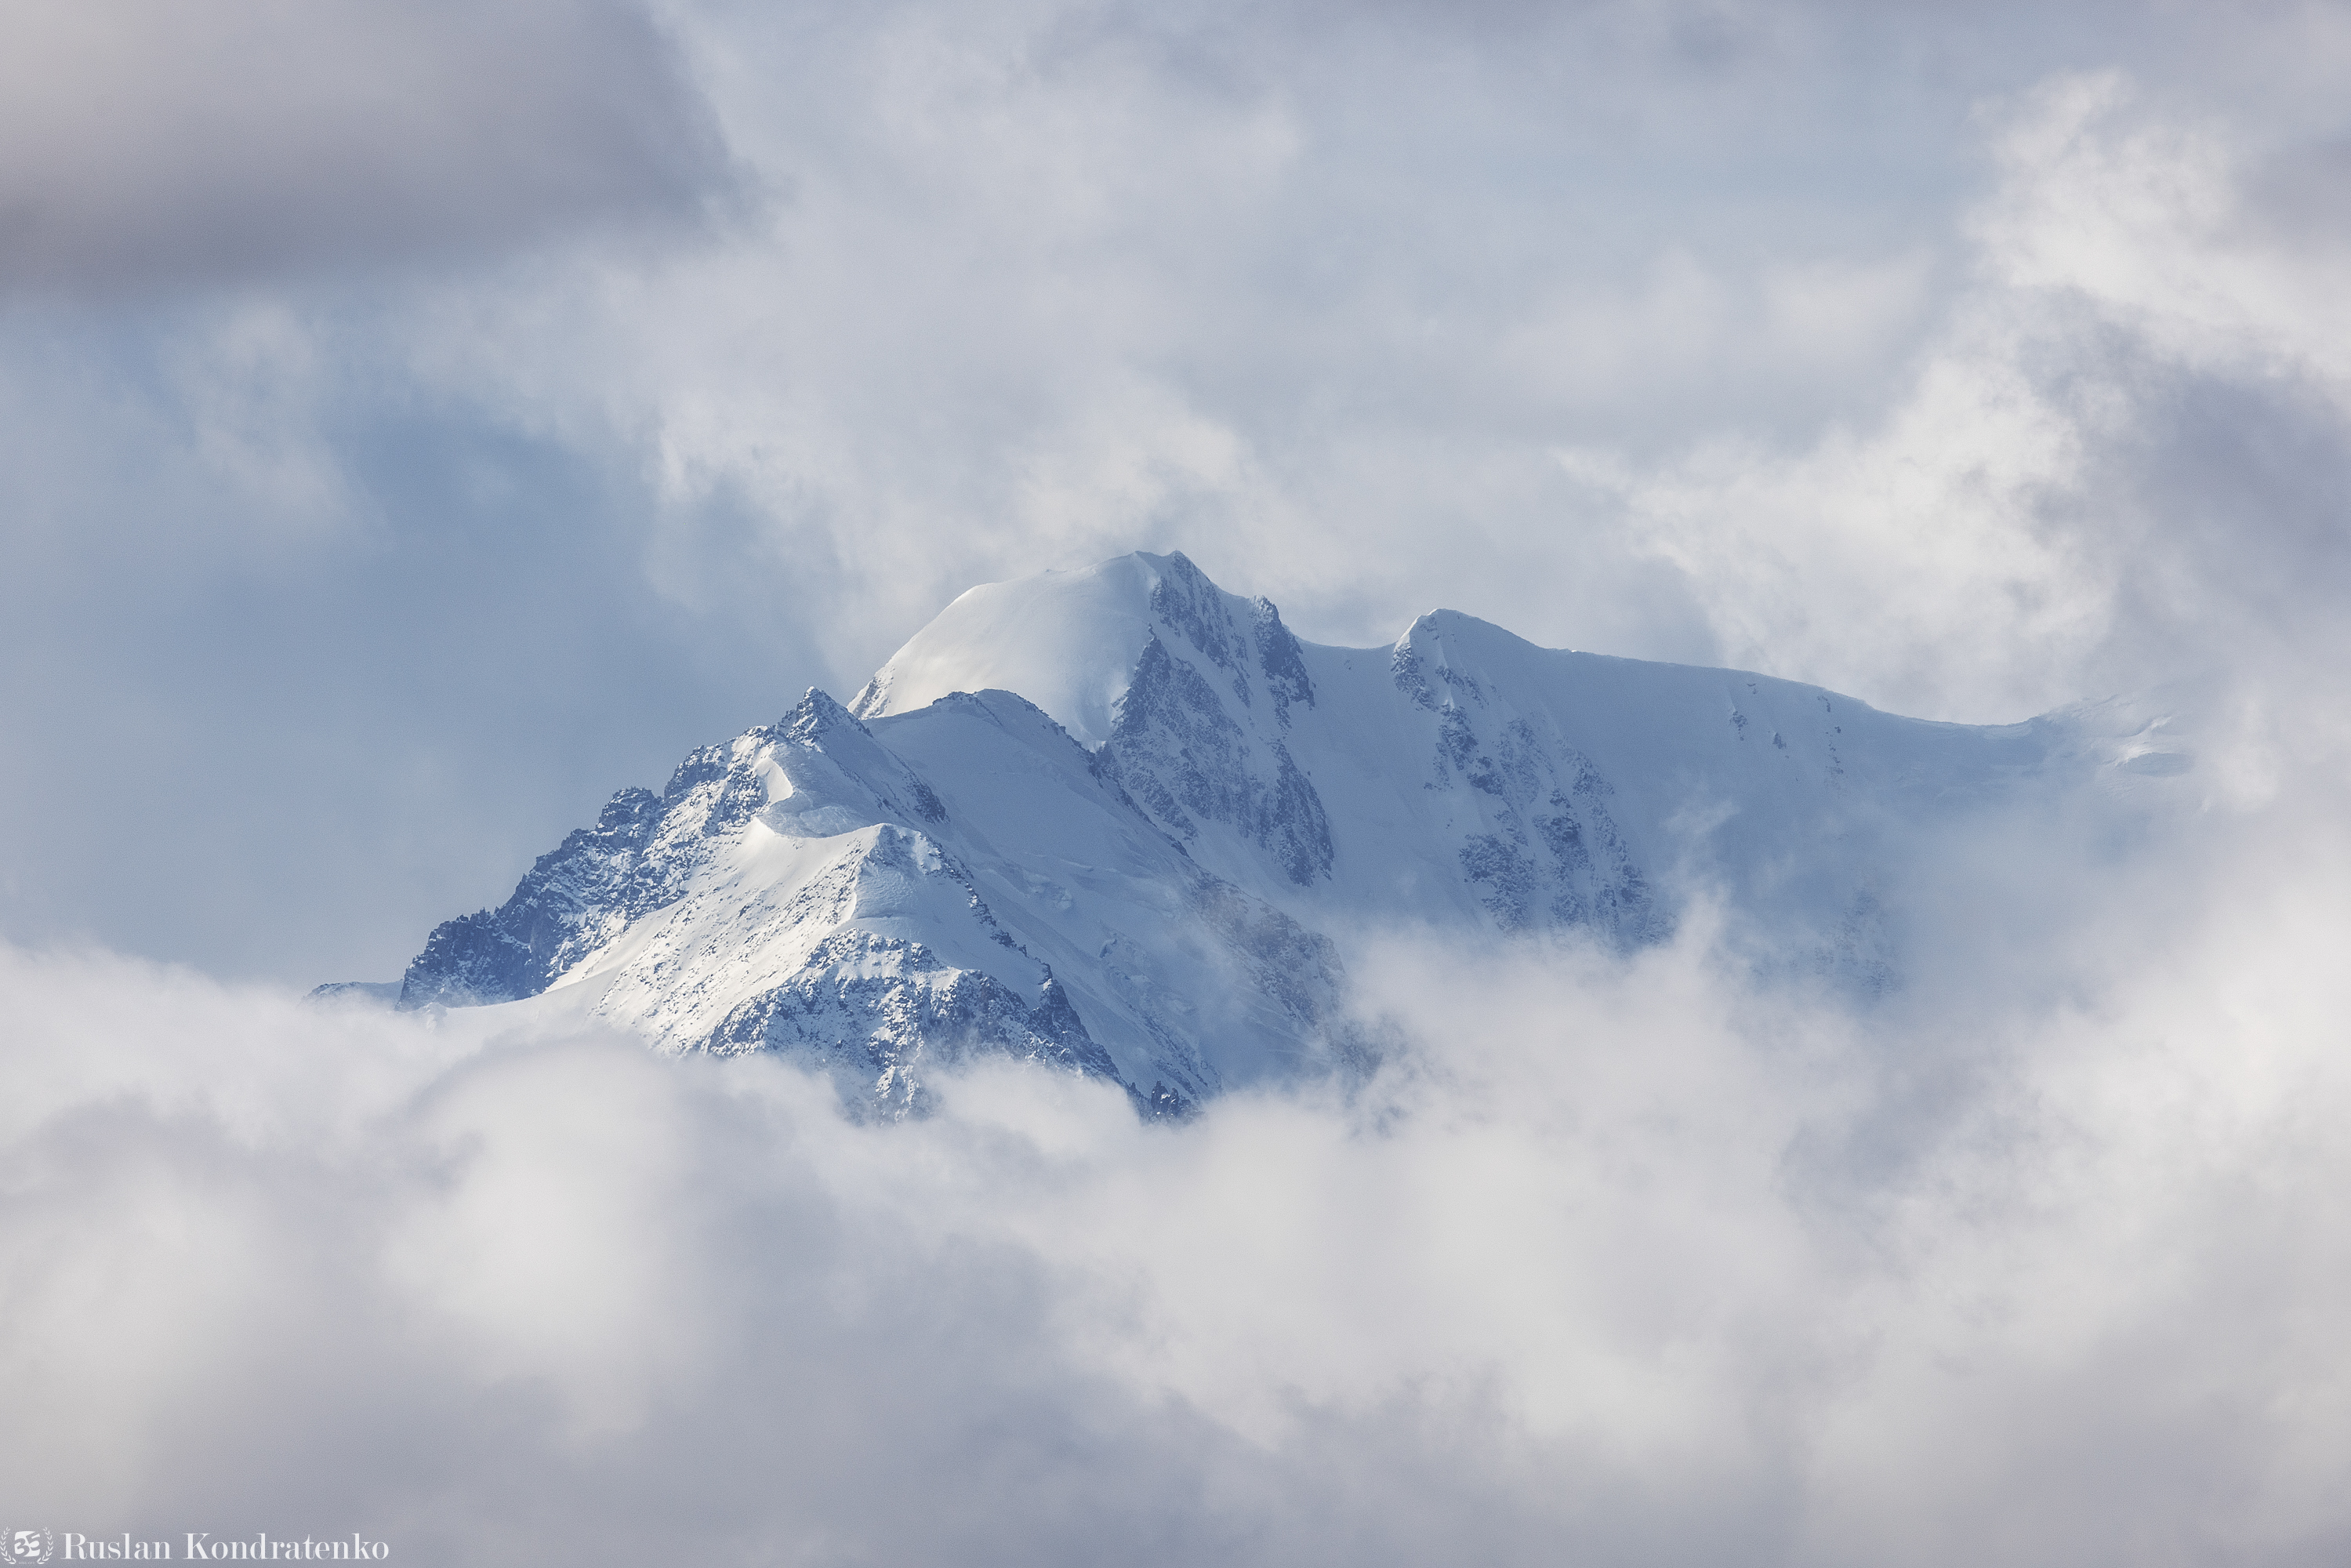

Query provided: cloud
[360,5,2351,717]
[4,712,2349,1563]
[0,0,732,293]
[1558,71,2351,724]
[11,2,2351,988]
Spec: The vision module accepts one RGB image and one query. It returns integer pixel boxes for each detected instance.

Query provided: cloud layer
[4,742,2347,1563]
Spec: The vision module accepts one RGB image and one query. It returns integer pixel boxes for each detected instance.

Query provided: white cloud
[1559,71,2351,723]
[4,736,2347,1561]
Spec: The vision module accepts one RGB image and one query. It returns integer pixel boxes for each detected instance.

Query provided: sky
[5,2,2351,1563]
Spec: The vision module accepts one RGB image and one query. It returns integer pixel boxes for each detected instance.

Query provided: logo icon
[2,1530,53,1566]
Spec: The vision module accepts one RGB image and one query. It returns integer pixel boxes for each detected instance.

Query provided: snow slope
[375,552,2192,1115]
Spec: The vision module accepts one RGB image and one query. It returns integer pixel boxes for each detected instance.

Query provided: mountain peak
[369,550,2175,1119]
[783,685,868,744]
[852,551,1265,746]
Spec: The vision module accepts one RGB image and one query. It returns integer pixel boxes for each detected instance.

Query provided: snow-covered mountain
[366,551,2192,1116]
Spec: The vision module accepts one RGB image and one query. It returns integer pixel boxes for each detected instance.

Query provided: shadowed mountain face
[377,551,2187,1116]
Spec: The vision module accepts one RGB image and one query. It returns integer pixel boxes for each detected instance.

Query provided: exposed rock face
[397,789,662,1009]
[1086,554,1335,889]
[1391,616,1660,949]
[386,550,2142,1116]
[1097,632,1334,887]
[703,928,1116,1120]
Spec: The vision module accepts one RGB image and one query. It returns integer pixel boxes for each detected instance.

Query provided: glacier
[354,551,2193,1116]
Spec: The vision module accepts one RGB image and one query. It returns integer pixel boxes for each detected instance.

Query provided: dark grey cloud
[0,0,733,293]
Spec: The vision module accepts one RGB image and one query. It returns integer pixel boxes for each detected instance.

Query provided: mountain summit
[367,551,2186,1115]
